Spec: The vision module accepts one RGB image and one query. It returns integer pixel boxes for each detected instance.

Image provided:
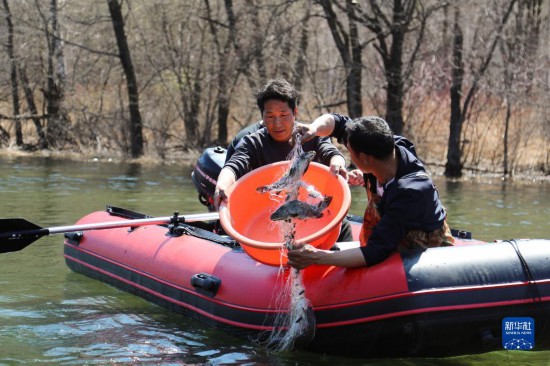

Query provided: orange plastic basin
[220,161,351,266]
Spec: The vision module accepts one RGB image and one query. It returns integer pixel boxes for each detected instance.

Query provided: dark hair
[345,116,395,159]
[256,79,299,115]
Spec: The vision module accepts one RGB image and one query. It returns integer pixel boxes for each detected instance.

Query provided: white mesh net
[256,132,318,352]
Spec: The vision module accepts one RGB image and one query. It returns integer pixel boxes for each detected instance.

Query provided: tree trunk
[319,0,363,118]
[185,77,202,147]
[293,5,311,93]
[353,0,423,134]
[445,5,463,177]
[245,0,266,82]
[2,0,21,146]
[503,101,511,176]
[347,0,362,118]
[383,0,406,135]
[44,0,71,148]
[107,0,144,158]
[445,0,516,177]
[206,0,232,146]
[19,66,48,149]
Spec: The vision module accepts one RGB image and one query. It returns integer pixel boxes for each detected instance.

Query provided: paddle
[0,212,220,254]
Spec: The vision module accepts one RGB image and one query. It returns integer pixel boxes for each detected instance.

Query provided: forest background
[0,0,548,179]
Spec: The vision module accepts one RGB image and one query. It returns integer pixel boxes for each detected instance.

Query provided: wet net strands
[255,134,325,352]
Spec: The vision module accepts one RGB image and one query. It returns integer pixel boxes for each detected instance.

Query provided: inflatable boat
[1,147,547,357]
[62,205,550,357]
[59,147,550,357]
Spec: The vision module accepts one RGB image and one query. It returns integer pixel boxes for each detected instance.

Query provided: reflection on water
[0,155,548,365]
[441,178,549,241]
[349,177,549,242]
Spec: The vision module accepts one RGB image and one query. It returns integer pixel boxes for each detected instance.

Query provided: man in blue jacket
[288,114,454,268]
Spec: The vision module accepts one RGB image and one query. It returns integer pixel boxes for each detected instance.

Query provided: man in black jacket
[214,79,354,242]
[288,114,454,268]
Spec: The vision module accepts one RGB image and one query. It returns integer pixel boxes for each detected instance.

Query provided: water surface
[0,155,548,365]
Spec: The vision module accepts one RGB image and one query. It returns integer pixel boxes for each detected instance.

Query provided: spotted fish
[270,196,333,221]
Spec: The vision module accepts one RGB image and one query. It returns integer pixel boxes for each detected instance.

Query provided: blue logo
[502,317,535,351]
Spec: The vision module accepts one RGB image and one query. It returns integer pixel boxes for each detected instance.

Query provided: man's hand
[290,122,317,145]
[330,163,348,181]
[291,114,336,145]
[347,169,365,186]
[213,188,228,211]
[292,123,318,143]
[213,167,237,211]
[287,244,323,270]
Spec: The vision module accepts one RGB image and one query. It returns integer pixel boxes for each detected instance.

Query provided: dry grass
[1,91,548,180]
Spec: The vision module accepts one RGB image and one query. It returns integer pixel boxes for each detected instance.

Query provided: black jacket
[224,127,344,180]
[331,113,447,266]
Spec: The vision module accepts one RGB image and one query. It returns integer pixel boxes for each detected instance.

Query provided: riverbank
[0,145,202,167]
[1,145,548,183]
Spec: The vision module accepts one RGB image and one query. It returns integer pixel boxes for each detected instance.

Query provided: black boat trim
[64,243,550,331]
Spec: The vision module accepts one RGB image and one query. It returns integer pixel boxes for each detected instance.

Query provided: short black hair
[345,116,395,159]
[256,79,298,115]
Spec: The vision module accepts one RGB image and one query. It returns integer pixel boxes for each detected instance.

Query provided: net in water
[255,134,330,352]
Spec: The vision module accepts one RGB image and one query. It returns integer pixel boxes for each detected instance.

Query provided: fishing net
[263,135,322,205]
[263,220,316,352]
[256,133,319,352]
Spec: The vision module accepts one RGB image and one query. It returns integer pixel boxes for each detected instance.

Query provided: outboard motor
[191,146,227,211]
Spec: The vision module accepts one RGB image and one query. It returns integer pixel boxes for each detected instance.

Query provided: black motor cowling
[191,146,227,211]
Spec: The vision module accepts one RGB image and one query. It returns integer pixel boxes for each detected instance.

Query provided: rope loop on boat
[505,239,542,303]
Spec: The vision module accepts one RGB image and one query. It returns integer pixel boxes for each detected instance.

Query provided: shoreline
[1,146,548,184]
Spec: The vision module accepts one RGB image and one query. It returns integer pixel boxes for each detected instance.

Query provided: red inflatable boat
[63,205,550,357]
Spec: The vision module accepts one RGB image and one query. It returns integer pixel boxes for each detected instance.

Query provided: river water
[0,155,548,365]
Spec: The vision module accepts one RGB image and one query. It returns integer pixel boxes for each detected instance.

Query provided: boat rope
[505,239,542,303]
[178,224,239,248]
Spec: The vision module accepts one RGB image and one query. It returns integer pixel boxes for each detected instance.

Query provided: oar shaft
[47,212,220,235]
[0,211,220,253]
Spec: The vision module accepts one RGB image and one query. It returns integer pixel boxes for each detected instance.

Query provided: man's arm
[288,245,367,269]
[295,114,336,142]
[213,167,237,210]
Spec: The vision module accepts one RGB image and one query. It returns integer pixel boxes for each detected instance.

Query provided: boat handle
[191,272,221,297]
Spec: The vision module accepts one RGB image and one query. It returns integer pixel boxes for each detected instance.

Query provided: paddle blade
[0,218,48,253]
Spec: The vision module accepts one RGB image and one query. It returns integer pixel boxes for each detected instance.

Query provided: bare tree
[497,0,544,177]
[2,0,49,149]
[154,3,205,149]
[292,3,312,94]
[444,0,517,177]
[19,65,48,149]
[2,0,22,146]
[245,0,267,82]
[107,0,144,158]
[204,0,240,145]
[36,0,72,148]
[0,0,548,175]
[317,0,363,118]
[317,1,435,134]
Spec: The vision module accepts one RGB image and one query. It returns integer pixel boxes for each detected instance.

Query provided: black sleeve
[223,135,260,180]
[225,121,264,163]
[308,136,345,166]
[329,113,353,145]
[359,188,418,266]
